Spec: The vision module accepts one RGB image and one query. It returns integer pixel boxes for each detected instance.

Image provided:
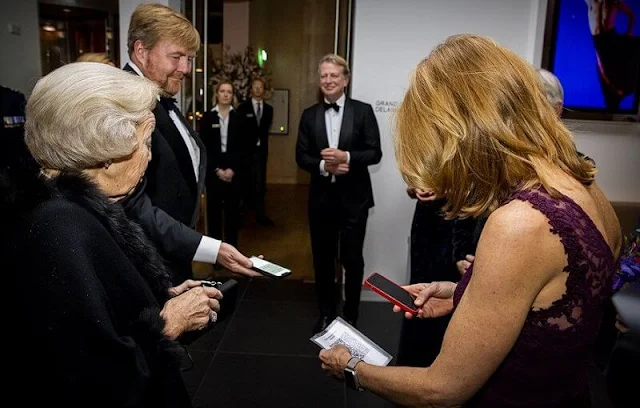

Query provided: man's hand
[324,162,350,175]
[217,243,262,277]
[321,148,348,165]
[216,168,234,182]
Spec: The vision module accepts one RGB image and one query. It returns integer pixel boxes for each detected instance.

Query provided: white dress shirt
[319,93,350,182]
[127,61,221,264]
[212,105,233,153]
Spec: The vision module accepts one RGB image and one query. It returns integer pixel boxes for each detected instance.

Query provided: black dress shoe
[312,315,334,335]
[257,216,275,226]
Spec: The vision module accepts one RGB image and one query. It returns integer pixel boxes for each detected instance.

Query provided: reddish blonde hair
[394,34,595,218]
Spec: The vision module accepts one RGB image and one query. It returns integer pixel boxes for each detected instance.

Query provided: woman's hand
[392,281,457,319]
[406,186,438,202]
[160,284,223,339]
[319,345,352,380]
[167,279,204,298]
[456,254,475,275]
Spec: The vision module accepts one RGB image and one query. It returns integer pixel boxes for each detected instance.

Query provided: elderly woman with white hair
[0,62,221,407]
[537,68,565,115]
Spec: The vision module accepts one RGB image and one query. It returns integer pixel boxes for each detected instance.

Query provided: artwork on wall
[542,0,640,121]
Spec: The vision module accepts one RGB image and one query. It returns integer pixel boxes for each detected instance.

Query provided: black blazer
[236,99,273,154]
[296,97,382,217]
[124,63,207,228]
[200,108,247,178]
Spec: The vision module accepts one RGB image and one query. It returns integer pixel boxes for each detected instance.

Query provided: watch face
[344,368,358,390]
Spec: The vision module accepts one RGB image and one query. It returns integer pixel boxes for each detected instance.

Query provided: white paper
[310,317,392,366]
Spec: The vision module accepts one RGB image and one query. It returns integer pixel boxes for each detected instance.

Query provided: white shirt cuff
[193,236,221,264]
[346,152,350,164]
[319,159,329,177]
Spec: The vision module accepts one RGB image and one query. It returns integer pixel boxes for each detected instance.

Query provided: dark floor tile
[218,299,321,356]
[181,349,214,400]
[192,353,344,408]
[243,278,317,302]
[186,316,232,352]
[346,387,396,408]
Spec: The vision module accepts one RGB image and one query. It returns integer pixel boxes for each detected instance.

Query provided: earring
[104,160,112,169]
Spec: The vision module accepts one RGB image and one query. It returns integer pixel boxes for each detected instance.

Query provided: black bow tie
[323,102,340,112]
[159,96,178,112]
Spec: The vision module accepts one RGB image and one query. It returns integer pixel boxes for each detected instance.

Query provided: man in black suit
[296,54,382,333]
[236,78,275,226]
[123,3,258,283]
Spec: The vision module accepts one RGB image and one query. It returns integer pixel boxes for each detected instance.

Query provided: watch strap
[345,357,364,391]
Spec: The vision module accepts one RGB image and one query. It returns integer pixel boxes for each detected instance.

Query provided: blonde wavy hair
[127,3,200,56]
[318,54,350,77]
[394,34,595,219]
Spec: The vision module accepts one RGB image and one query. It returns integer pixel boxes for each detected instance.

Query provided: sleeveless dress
[453,188,616,407]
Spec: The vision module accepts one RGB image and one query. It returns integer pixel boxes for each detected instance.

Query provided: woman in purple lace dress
[319,34,622,407]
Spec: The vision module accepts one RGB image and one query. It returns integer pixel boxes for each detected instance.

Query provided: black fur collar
[0,167,173,302]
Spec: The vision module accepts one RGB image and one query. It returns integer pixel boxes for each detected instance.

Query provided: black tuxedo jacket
[236,99,273,154]
[296,97,382,217]
[200,109,247,178]
[123,63,207,228]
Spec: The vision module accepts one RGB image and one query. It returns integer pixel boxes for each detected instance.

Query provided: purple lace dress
[453,188,616,407]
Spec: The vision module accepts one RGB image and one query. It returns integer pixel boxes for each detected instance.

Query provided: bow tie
[323,102,340,112]
[159,96,178,112]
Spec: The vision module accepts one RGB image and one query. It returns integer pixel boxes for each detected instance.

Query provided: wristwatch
[344,356,364,391]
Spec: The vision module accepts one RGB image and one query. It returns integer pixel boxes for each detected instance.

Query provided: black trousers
[206,174,241,248]
[309,187,369,321]
[247,147,268,217]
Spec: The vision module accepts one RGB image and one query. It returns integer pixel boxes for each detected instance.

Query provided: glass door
[183,0,223,133]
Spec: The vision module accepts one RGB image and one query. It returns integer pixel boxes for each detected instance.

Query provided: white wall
[351,0,639,301]
[571,121,640,202]
[223,0,249,54]
[0,0,42,95]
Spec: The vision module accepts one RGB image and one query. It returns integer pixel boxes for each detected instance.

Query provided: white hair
[25,62,159,170]
[537,68,564,107]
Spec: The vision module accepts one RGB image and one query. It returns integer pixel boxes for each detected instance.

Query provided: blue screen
[551,0,640,112]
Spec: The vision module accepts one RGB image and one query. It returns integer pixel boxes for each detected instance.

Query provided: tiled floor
[182,278,402,408]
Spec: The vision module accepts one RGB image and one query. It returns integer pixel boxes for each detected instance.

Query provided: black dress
[0,168,192,407]
[396,199,459,367]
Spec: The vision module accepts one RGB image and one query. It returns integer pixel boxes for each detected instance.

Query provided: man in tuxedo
[123,3,258,283]
[296,54,382,333]
[236,78,275,226]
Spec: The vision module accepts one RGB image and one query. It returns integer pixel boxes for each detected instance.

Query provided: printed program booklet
[310,317,393,366]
